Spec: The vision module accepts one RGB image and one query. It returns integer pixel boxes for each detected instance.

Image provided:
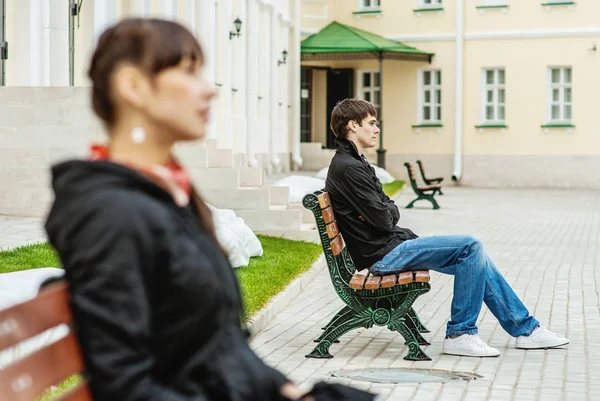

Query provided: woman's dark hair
[88,18,221,249]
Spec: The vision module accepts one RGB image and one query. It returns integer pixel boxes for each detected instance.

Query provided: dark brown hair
[88,18,220,249]
[329,98,377,138]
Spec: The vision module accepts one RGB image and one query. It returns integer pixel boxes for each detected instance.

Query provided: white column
[196,0,217,139]
[93,0,118,42]
[154,0,178,20]
[49,0,69,86]
[180,0,195,31]
[216,0,233,149]
[129,0,152,16]
[290,0,302,170]
[231,0,247,160]
[269,8,280,171]
[245,0,259,167]
[257,1,271,171]
[40,1,51,86]
[278,16,290,171]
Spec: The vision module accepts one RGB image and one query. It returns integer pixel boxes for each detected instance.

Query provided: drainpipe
[452,0,464,182]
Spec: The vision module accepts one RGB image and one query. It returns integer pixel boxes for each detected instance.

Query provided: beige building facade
[300,0,600,188]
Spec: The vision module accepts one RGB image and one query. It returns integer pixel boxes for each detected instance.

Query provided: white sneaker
[515,326,569,349]
[443,334,501,357]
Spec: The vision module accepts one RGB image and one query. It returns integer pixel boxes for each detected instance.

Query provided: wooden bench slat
[398,271,414,285]
[321,207,335,224]
[364,275,382,290]
[349,269,369,290]
[330,235,344,256]
[415,271,430,283]
[317,192,331,209]
[0,333,84,401]
[0,282,71,350]
[325,222,340,239]
[380,274,398,288]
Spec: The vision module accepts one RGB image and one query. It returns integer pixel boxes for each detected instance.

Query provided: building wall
[300,0,600,188]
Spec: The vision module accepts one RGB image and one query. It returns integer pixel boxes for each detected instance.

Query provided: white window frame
[417,69,442,124]
[480,0,507,6]
[420,0,442,8]
[357,70,381,117]
[547,66,572,124]
[359,0,381,10]
[480,68,506,125]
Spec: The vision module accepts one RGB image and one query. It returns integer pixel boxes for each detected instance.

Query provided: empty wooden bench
[404,162,442,210]
[416,159,444,195]
[302,190,432,361]
[0,280,92,401]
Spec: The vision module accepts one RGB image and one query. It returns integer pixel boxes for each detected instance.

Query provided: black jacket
[325,138,418,270]
[45,160,289,401]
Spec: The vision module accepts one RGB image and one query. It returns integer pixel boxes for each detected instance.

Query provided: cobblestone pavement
[251,187,600,401]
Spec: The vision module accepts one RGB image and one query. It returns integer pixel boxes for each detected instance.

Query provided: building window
[481,69,505,124]
[480,0,507,6]
[420,0,442,8]
[359,71,381,118]
[360,0,380,9]
[547,67,572,123]
[418,70,441,123]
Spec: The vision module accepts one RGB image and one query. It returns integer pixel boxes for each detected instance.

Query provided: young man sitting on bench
[324,98,569,357]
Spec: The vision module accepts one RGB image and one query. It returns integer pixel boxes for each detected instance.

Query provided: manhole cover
[331,368,482,384]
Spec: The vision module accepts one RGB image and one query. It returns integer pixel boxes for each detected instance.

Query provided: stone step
[289,202,315,224]
[239,167,265,186]
[202,187,270,210]
[189,168,239,189]
[255,226,320,243]
[205,139,234,168]
[235,208,301,231]
[174,143,207,168]
[263,185,289,206]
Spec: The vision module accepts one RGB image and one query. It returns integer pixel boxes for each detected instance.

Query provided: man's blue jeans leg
[370,234,539,337]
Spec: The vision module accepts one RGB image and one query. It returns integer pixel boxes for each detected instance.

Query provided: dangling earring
[131,127,146,144]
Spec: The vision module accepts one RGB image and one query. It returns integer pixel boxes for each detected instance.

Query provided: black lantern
[230,17,242,39]
[277,49,288,66]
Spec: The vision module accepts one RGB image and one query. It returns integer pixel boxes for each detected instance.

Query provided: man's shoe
[515,326,569,349]
[442,334,501,357]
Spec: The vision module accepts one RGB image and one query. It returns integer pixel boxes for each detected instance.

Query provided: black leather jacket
[325,138,418,270]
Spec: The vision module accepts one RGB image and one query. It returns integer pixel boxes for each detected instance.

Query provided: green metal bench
[302,190,432,361]
[404,162,441,210]
[416,159,444,195]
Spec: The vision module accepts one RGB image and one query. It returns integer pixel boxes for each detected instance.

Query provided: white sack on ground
[0,268,67,369]
[208,204,263,268]
[315,165,395,184]
[273,176,326,203]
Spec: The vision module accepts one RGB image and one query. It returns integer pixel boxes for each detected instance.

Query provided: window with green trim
[481,68,506,124]
[359,71,381,117]
[480,0,507,6]
[420,0,442,8]
[418,70,441,124]
[547,67,572,123]
[360,0,381,9]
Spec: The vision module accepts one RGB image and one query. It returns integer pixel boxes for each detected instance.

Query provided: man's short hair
[330,98,377,138]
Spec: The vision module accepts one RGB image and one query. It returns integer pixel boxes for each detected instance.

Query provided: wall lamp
[277,50,288,66]
[229,17,242,39]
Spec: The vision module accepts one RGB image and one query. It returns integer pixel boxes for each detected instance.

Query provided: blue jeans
[370,235,539,337]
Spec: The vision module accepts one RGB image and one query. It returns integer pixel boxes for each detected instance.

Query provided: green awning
[301,21,433,62]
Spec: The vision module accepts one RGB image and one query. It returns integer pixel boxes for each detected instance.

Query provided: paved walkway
[251,187,600,401]
[1,187,598,400]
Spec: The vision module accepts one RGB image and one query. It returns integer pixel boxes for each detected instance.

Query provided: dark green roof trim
[412,123,443,128]
[541,2,575,6]
[475,124,508,128]
[352,10,382,15]
[541,123,575,128]
[413,7,444,12]
[476,5,509,9]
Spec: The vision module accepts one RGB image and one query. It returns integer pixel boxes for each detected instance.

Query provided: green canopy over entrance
[301,22,434,167]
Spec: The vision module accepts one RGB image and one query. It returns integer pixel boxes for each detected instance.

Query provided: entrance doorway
[326,68,353,149]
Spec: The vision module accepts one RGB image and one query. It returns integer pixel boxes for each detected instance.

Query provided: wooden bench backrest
[317,192,346,257]
[0,282,92,401]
